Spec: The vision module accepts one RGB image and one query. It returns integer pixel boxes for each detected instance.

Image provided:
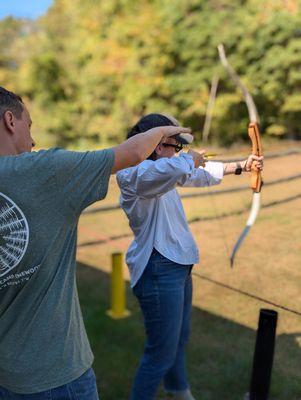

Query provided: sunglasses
[162,143,183,153]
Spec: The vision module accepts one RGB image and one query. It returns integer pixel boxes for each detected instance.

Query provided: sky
[0,0,53,20]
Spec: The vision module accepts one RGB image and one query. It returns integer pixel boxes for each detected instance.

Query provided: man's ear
[3,110,15,134]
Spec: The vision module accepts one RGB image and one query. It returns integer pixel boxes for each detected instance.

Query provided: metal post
[106,252,130,319]
[245,308,278,400]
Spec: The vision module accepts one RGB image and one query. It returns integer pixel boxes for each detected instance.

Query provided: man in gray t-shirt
[0,87,191,398]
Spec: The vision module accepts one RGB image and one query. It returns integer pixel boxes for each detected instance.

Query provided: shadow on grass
[76,262,301,400]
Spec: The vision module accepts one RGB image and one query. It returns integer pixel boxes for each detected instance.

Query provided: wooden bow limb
[217,44,263,267]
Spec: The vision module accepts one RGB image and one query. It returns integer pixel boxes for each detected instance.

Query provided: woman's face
[155,137,182,159]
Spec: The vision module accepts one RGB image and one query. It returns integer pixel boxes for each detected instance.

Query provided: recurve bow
[217,44,263,267]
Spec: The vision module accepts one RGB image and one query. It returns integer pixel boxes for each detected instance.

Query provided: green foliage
[0,0,301,147]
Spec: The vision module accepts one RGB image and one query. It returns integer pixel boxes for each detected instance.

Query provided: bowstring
[203,160,232,262]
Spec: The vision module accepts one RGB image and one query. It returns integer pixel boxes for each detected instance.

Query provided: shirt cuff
[204,161,224,180]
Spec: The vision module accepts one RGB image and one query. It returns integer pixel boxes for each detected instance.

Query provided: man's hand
[159,126,192,139]
[244,154,264,172]
[187,149,206,168]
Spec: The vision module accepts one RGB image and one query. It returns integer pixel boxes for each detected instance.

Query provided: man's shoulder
[16,148,64,162]
[30,147,113,164]
[0,149,60,169]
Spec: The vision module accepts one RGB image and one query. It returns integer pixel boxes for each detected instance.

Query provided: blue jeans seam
[152,272,161,338]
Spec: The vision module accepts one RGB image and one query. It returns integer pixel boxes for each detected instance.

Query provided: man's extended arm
[111,126,191,173]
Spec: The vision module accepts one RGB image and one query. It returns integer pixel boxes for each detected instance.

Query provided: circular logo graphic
[0,193,29,277]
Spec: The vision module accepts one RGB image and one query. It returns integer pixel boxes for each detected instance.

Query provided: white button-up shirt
[117,153,224,287]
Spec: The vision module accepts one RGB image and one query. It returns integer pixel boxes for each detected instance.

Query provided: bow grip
[248,122,263,193]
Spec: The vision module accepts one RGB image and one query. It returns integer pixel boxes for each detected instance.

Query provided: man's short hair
[0,87,24,120]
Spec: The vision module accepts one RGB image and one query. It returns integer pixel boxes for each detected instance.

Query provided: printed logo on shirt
[0,192,29,278]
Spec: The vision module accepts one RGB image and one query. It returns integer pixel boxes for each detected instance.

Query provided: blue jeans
[130,249,193,400]
[0,368,99,399]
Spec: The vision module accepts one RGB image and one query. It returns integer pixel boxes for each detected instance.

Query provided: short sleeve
[52,148,115,213]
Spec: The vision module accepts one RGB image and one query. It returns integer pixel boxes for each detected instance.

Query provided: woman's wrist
[223,160,248,175]
[241,160,248,172]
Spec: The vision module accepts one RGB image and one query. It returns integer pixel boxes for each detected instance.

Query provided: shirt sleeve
[118,153,195,199]
[179,161,224,187]
[52,148,115,213]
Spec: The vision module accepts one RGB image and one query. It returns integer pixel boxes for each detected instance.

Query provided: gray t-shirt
[0,148,114,394]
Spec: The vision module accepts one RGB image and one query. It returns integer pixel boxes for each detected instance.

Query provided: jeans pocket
[68,368,99,400]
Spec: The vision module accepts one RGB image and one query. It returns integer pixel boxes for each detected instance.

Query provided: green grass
[77,262,301,400]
